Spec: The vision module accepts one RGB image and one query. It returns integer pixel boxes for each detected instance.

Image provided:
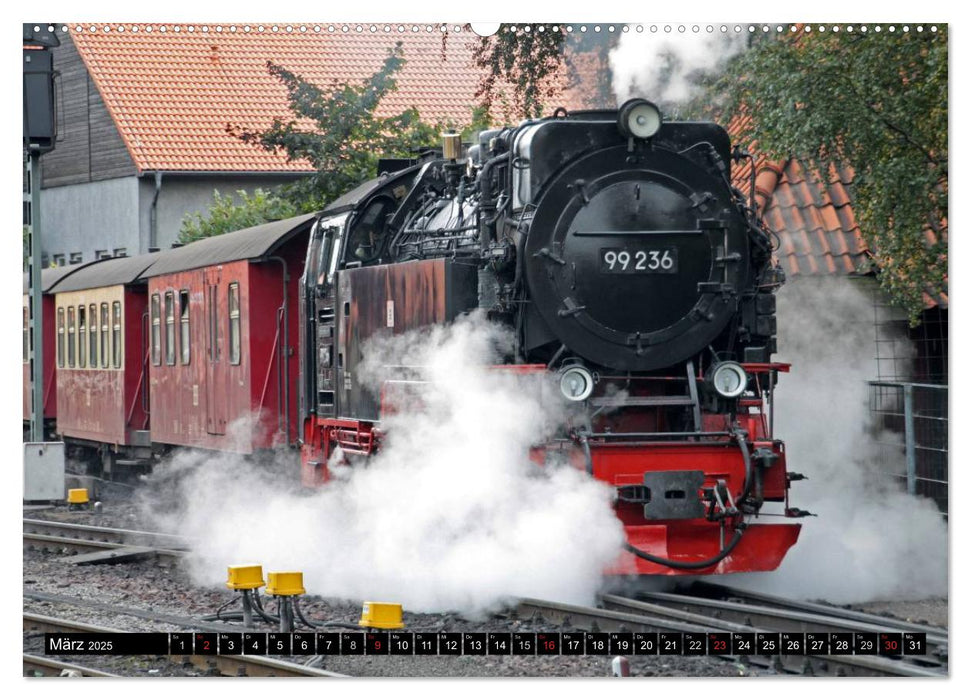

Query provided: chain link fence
[868,381,948,517]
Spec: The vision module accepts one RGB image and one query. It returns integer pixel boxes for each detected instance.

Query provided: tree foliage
[719,28,947,323]
[179,189,297,244]
[474,26,568,119]
[233,43,440,212]
[185,44,456,242]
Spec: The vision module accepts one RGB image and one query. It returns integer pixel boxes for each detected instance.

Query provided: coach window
[112,302,122,368]
[180,291,190,365]
[89,304,97,370]
[150,294,161,366]
[100,303,109,368]
[23,307,28,363]
[165,292,176,365]
[67,307,76,368]
[229,283,241,365]
[78,306,87,368]
[57,307,65,367]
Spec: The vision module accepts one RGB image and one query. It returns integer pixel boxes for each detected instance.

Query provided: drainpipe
[149,172,163,251]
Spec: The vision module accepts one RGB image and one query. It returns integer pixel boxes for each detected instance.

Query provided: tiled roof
[729,117,869,278]
[728,121,946,308]
[69,26,504,173]
[761,160,871,277]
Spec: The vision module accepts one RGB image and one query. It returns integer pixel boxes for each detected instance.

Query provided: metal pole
[241,590,254,629]
[903,383,917,495]
[29,152,44,443]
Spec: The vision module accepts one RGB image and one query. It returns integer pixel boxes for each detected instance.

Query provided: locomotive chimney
[442,133,462,161]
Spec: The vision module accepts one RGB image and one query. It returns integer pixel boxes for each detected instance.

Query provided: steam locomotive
[26,99,803,575]
[298,99,805,575]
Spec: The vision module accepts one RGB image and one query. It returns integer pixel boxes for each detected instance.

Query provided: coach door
[205,270,227,435]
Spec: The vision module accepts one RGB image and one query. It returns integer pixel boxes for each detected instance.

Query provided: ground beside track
[24,500,949,676]
[22,534,748,677]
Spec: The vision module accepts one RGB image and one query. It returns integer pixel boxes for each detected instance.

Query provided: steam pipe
[478,153,510,255]
[733,428,754,503]
[579,434,593,475]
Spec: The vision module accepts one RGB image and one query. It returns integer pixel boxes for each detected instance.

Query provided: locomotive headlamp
[559,366,595,402]
[707,361,748,399]
[618,99,662,140]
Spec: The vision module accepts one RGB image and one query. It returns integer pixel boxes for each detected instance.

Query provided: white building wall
[40,176,140,265]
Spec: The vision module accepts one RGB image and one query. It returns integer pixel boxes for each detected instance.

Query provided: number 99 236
[600,247,678,274]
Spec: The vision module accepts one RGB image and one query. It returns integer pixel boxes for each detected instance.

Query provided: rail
[514,592,946,678]
[24,612,346,678]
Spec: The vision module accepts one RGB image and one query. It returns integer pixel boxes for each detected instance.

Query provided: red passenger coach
[23,262,101,435]
[50,254,160,473]
[143,214,314,454]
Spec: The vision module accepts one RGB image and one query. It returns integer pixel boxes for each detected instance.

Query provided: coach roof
[23,260,105,294]
[48,254,161,294]
[142,213,316,278]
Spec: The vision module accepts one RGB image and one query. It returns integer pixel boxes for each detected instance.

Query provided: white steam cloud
[142,313,624,614]
[609,31,746,107]
[727,277,948,603]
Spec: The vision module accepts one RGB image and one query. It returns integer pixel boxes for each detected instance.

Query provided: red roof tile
[69,25,578,173]
[727,116,945,308]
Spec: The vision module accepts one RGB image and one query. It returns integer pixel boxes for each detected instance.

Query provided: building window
[180,290,190,365]
[23,307,29,363]
[57,307,64,367]
[52,253,65,267]
[67,307,76,368]
[70,252,83,264]
[228,283,241,365]
[150,294,161,366]
[95,249,109,260]
[89,304,97,369]
[165,292,176,365]
[113,248,127,258]
[112,301,122,368]
[100,303,109,368]
[78,306,86,368]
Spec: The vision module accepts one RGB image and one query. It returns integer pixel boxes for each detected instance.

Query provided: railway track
[22,518,946,678]
[515,593,947,677]
[23,613,346,678]
[22,518,188,564]
[23,653,120,677]
[632,582,948,659]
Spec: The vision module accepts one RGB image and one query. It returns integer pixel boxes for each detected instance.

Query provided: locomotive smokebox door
[337,258,477,421]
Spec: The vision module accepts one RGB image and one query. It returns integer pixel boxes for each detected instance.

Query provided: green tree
[473,25,568,119]
[233,43,441,212]
[179,189,297,244]
[719,28,947,323]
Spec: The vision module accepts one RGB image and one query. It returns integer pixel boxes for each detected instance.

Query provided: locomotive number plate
[600,247,678,274]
